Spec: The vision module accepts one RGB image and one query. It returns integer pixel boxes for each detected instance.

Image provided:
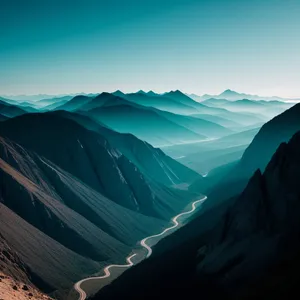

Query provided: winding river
[74,195,207,300]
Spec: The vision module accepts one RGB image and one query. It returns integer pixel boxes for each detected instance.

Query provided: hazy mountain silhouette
[53,110,200,187]
[114,90,247,118]
[119,91,199,115]
[79,97,206,146]
[191,113,242,129]
[199,103,300,215]
[163,127,260,173]
[203,98,293,119]
[55,95,92,111]
[37,95,74,107]
[155,109,232,138]
[0,96,41,111]
[0,96,20,105]
[0,100,27,118]
[180,144,246,173]
[165,90,207,108]
[77,92,121,111]
[41,98,71,110]
[195,89,291,101]
[63,92,238,146]
[47,92,268,137]
[164,90,237,116]
[191,99,267,126]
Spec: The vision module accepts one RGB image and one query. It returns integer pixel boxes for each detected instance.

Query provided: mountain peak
[222,89,238,94]
[172,89,184,94]
[112,90,126,97]
[99,92,112,97]
[166,90,186,97]
[137,90,147,94]
[147,90,157,96]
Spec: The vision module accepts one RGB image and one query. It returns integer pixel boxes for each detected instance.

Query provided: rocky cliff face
[0,234,29,284]
[0,234,54,300]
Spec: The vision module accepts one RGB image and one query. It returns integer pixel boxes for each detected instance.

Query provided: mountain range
[189,89,300,102]
[0,89,299,300]
[92,102,300,300]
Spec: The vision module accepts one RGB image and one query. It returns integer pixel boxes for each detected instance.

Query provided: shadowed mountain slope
[37,95,73,107]
[0,113,8,121]
[0,100,27,118]
[75,93,231,142]
[238,103,300,176]
[114,91,199,115]
[199,103,300,212]
[0,113,197,219]
[83,102,205,146]
[52,110,200,187]
[55,95,92,111]
[93,130,300,300]
[0,135,170,295]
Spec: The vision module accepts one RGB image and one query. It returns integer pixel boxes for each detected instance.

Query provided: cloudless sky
[1,0,300,97]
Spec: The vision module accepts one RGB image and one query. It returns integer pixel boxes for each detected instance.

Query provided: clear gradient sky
[1,0,300,97]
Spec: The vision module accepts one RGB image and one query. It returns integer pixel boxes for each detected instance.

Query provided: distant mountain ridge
[189,89,300,101]
[0,99,27,118]
[3,89,299,104]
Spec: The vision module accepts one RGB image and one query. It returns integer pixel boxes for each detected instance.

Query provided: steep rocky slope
[52,110,200,187]
[0,271,53,300]
[0,135,171,296]
[0,233,53,299]
[0,113,198,219]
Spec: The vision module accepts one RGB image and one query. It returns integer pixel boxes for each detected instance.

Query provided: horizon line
[1,89,300,100]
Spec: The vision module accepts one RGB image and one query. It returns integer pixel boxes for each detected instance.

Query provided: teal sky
[1,0,300,97]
